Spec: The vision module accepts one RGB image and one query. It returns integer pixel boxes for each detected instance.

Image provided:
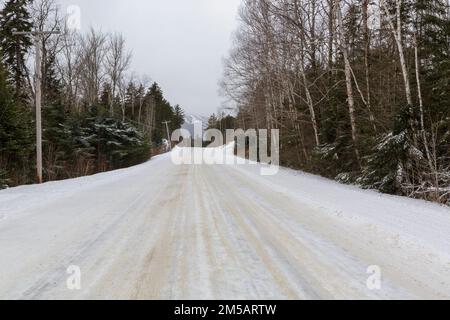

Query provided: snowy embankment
[237,164,450,258]
[0,155,167,222]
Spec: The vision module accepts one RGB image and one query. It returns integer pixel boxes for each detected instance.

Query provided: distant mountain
[182,114,209,138]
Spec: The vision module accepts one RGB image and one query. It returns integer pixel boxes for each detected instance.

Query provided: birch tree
[105,33,132,115]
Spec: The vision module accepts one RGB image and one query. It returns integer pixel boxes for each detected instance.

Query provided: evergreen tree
[85,116,150,171]
[149,82,175,144]
[415,0,450,117]
[124,81,137,121]
[0,7,184,187]
[358,106,424,194]
[39,51,77,180]
[172,104,185,130]
[42,52,62,106]
[98,83,112,116]
[0,0,33,101]
[207,114,218,130]
[0,62,32,187]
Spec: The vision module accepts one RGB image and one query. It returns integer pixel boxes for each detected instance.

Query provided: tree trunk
[362,0,376,131]
[414,34,438,198]
[337,1,361,166]
[382,0,413,106]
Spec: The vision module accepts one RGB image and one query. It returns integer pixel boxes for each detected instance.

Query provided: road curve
[0,152,449,299]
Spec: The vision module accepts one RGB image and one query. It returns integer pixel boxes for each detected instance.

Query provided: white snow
[232,162,450,259]
[0,146,449,299]
[182,113,209,138]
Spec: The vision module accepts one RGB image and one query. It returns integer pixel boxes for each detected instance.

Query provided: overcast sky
[58,0,241,116]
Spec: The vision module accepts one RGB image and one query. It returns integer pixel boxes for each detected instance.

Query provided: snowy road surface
[1,149,450,299]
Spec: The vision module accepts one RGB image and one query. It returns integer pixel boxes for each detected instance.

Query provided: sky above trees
[57,0,241,116]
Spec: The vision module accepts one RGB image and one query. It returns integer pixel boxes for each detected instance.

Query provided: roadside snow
[232,161,450,260]
[0,154,166,222]
[0,145,449,299]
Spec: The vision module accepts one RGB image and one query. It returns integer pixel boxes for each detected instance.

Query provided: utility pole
[13,30,60,184]
[162,121,172,151]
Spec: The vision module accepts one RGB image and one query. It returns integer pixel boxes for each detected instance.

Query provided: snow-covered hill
[182,113,209,138]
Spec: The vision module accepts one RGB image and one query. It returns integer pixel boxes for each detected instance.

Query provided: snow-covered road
[1,150,450,299]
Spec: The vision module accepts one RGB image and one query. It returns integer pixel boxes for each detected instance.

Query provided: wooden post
[163,121,172,151]
[35,35,43,184]
[13,30,60,184]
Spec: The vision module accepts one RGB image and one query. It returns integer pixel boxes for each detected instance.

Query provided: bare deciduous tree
[105,33,132,115]
[78,28,107,106]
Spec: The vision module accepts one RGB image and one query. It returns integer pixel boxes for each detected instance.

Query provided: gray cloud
[59,0,241,116]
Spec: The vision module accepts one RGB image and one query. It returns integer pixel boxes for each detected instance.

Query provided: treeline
[207,113,236,136]
[0,0,184,188]
[221,0,450,204]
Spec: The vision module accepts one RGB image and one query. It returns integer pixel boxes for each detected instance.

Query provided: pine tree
[415,0,450,117]
[41,58,72,180]
[149,82,176,144]
[172,104,185,130]
[0,62,32,187]
[124,81,137,121]
[0,0,33,102]
[207,114,218,130]
[98,83,112,116]
[86,117,150,171]
[42,52,62,106]
[358,105,424,194]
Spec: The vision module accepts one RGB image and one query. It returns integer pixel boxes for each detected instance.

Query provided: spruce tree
[172,105,185,130]
[207,114,218,130]
[0,0,33,101]
[41,54,74,180]
[149,82,175,144]
[124,81,137,121]
[415,0,450,117]
[0,62,32,187]
[358,106,424,194]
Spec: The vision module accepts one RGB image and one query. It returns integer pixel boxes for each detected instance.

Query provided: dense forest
[219,0,450,204]
[0,0,184,188]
